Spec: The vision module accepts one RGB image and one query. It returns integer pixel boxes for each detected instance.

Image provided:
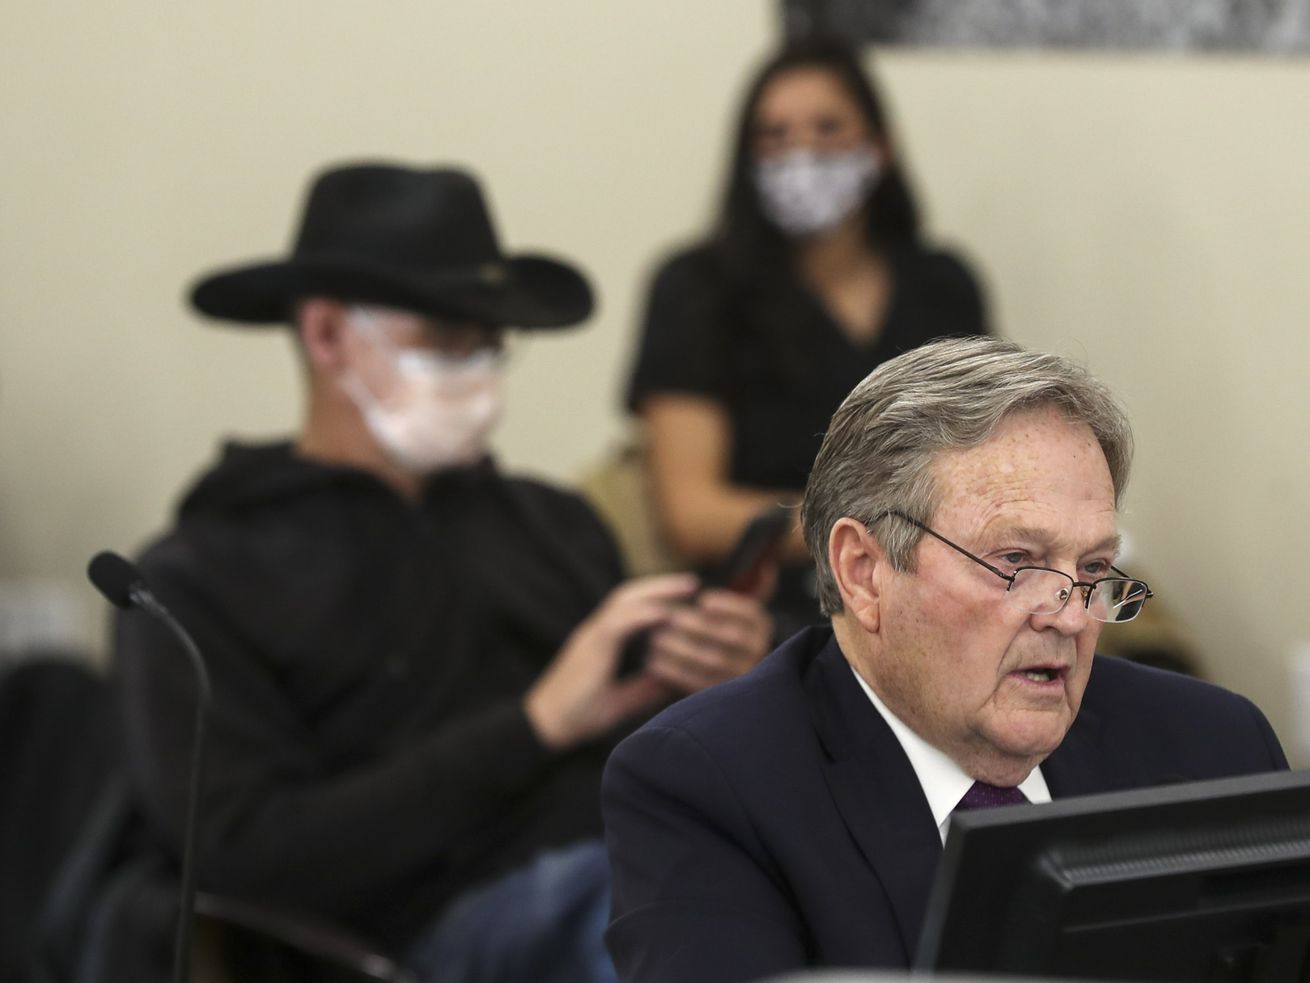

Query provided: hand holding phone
[616,504,791,677]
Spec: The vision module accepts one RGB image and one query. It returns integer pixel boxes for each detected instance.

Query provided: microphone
[87,549,147,609]
[87,551,211,983]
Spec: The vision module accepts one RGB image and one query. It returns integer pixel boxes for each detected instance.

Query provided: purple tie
[955,781,1028,812]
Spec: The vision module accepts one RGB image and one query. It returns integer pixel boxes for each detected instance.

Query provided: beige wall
[2,6,1307,761]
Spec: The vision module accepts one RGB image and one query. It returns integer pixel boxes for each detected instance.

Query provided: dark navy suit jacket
[602,626,1288,983]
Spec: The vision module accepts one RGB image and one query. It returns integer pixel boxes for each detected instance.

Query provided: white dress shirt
[849,666,1051,845]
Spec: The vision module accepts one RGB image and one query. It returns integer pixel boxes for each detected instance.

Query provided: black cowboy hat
[189,162,593,329]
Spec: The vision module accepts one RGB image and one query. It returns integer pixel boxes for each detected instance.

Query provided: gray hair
[801,336,1133,616]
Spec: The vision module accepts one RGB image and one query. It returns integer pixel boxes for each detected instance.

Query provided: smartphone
[616,504,792,677]
[707,503,793,595]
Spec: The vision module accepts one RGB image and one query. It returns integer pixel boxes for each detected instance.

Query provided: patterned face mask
[753,146,881,237]
[342,307,504,474]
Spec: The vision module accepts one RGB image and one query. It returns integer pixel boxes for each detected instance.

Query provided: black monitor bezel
[915,768,1310,979]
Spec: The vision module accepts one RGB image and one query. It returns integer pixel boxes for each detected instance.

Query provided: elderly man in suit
[601,335,1287,983]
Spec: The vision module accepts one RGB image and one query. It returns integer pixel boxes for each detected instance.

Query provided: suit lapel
[806,637,943,961]
[802,641,1127,953]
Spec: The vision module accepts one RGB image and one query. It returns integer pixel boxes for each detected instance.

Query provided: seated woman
[627,36,990,636]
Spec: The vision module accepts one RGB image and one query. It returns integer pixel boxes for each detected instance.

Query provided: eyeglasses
[869,510,1154,624]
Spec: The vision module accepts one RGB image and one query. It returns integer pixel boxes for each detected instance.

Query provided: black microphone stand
[128,584,211,983]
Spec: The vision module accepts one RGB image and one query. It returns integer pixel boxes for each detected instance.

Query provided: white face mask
[342,307,504,475]
[753,146,881,237]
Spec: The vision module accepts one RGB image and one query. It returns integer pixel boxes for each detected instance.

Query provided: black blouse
[627,242,989,494]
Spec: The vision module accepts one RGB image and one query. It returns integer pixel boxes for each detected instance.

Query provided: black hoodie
[113,441,626,946]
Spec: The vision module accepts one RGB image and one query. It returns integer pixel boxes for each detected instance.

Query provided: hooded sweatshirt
[113,441,626,946]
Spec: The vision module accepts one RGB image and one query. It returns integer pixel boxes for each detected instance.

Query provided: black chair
[0,654,114,983]
[195,893,417,983]
[6,656,416,983]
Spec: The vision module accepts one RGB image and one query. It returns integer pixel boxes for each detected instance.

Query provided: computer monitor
[914,769,1310,981]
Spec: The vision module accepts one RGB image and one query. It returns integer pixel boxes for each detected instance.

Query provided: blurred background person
[625,36,989,638]
[90,162,772,983]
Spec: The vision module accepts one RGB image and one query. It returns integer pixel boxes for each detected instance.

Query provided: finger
[593,596,688,653]
[662,604,760,658]
[691,591,774,651]
[692,588,768,620]
[609,573,700,608]
[646,630,738,686]
[643,647,724,694]
[587,577,700,650]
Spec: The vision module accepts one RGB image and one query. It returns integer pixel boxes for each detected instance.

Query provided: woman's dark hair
[712,36,921,280]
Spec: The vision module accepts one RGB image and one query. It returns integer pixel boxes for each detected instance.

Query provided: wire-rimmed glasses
[870,510,1153,624]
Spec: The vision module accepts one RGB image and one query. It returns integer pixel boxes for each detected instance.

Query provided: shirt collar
[849,665,1051,845]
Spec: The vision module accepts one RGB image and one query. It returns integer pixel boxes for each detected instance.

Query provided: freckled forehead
[930,407,1117,537]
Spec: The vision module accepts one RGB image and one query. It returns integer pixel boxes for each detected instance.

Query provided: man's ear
[295,298,350,374]
[829,517,885,634]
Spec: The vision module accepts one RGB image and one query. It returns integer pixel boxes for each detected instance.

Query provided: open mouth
[1016,667,1062,683]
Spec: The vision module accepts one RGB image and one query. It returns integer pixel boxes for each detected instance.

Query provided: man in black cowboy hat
[109,163,772,982]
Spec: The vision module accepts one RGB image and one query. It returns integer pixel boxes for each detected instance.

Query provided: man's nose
[1029,588,1093,636]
